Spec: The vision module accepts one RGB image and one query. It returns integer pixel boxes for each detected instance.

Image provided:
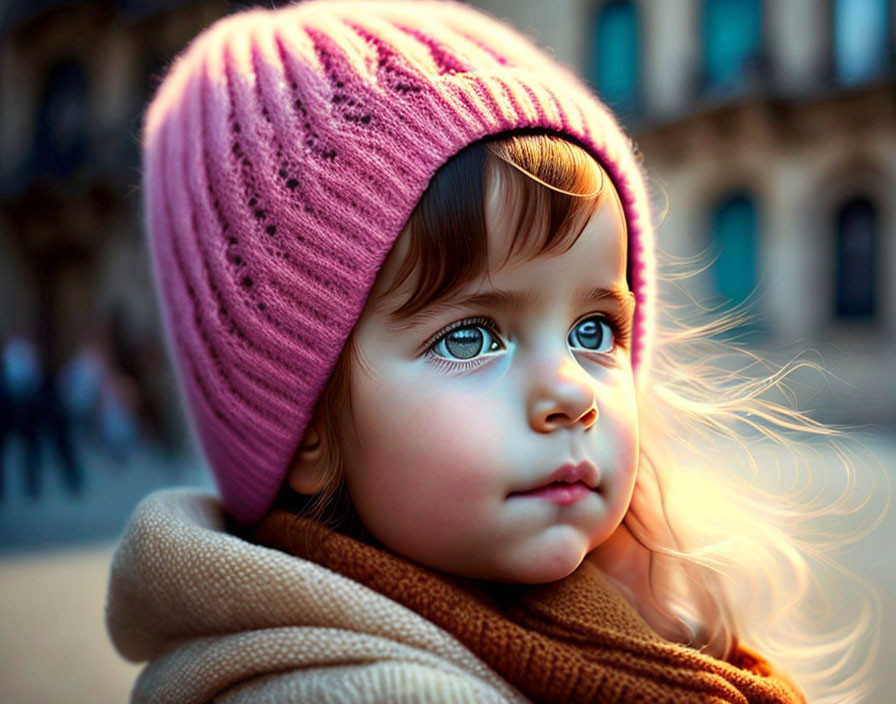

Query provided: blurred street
[0,437,211,552]
[1,543,138,704]
[0,438,213,703]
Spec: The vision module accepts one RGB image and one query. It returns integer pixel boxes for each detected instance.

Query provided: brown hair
[277,132,612,530]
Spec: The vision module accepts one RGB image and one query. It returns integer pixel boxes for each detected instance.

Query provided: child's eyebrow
[386,285,636,331]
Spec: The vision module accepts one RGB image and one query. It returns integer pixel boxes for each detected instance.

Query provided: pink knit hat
[142,0,656,525]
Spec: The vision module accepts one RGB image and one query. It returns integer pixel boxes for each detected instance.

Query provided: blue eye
[432,323,503,361]
[568,316,615,353]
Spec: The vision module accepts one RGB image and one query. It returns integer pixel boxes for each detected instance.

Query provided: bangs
[379,132,611,318]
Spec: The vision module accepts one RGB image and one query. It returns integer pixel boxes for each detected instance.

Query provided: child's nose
[526,356,598,433]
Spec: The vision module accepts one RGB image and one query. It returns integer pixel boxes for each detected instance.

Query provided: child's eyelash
[422,316,500,351]
[596,311,632,349]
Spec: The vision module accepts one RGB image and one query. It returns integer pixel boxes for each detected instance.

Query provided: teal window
[703,0,763,90]
[833,0,890,84]
[592,1,640,114]
[835,197,877,317]
[710,194,759,308]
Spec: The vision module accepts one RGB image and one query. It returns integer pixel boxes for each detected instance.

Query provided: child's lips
[509,481,593,505]
[510,460,600,496]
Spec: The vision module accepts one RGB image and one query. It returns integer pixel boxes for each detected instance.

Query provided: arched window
[832,0,890,84]
[710,193,759,308]
[33,58,90,177]
[835,197,877,317]
[592,1,640,115]
[703,0,763,91]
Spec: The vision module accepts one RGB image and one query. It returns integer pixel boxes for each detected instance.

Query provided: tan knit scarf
[253,509,806,704]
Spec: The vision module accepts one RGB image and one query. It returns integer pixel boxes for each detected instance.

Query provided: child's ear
[286,418,328,495]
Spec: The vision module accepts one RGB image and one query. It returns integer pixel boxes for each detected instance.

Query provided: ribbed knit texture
[143,0,656,524]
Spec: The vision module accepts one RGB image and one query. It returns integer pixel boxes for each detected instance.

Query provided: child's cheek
[347,371,509,541]
[367,377,506,493]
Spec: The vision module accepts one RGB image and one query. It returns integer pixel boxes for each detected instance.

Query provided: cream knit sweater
[105,489,529,703]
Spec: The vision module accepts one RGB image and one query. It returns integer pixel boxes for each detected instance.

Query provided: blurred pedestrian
[1,335,43,499]
[59,341,104,432]
[61,334,143,464]
[33,365,84,498]
[0,347,12,500]
[2,334,84,499]
[97,373,140,464]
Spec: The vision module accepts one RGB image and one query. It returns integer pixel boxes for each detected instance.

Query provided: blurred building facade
[478,0,896,427]
[1,0,894,436]
[0,0,234,452]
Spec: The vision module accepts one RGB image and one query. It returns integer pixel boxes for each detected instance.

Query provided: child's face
[339,176,639,583]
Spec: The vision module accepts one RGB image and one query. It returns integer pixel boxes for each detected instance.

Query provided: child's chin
[497,546,587,584]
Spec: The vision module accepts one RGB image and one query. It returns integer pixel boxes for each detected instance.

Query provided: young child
[106,2,877,702]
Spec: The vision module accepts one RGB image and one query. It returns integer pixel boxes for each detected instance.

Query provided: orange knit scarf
[253,509,805,704]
